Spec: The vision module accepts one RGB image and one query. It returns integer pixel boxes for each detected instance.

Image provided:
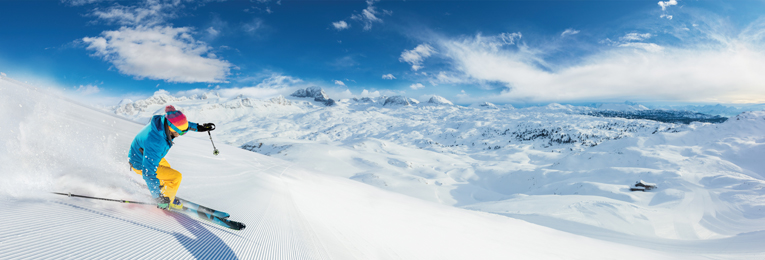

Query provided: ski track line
[0,200,168,259]
[0,201,104,259]
[245,162,282,259]
[236,162,326,260]
[0,197,256,259]
[280,167,333,260]
[255,166,293,260]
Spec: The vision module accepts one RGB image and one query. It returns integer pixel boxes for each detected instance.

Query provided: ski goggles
[166,115,189,135]
[168,122,189,135]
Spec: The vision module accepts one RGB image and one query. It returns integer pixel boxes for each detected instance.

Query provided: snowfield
[1,76,764,259]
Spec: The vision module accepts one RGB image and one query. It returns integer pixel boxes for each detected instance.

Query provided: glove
[156,195,171,209]
[197,123,215,132]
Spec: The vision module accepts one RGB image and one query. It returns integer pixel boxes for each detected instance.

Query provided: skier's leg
[155,158,183,203]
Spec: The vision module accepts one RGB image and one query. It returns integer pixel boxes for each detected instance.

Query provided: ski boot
[168,197,184,210]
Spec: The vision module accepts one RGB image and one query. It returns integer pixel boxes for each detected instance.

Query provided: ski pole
[51,192,154,205]
[207,124,219,156]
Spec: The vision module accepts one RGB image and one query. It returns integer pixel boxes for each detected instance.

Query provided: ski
[129,179,231,218]
[52,192,244,230]
[176,197,230,219]
[170,206,246,230]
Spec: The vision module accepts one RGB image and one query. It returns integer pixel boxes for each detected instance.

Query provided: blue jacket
[129,115,199,198]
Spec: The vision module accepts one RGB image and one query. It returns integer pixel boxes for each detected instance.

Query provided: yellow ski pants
[132,158,183,203]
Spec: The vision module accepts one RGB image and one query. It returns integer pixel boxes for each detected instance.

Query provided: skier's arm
[188,122,200,132]
[189,121,215,132]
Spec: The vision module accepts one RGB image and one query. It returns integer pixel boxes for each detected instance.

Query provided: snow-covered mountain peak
[290,86,327,99]
[291,86,335,106]
[544,103,571,110]
[117,98,133,106]
[428,95,454,105]
[383,95,411,106]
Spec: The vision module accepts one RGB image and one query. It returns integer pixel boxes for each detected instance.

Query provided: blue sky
[1,0,764,106]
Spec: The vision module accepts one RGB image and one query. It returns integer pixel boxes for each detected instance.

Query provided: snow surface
[1,77,764,259]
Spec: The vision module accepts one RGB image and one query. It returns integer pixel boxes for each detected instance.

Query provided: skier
[128,105,215,210]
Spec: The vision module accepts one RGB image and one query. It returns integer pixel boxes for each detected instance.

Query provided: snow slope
[0,77,694,258]
[2,77,763,259]
[110,89,765,241]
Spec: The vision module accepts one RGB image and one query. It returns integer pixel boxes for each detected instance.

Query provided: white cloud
[561,28,580,37]
[382,74,396,80]
[334,80,346,86]
[324,88,355,99]
[91,1,178,26]
[456,90,469,99]
[243,18,265,34]
[661,14,673,20]
[604,33,663,52]
[175,73,306,99]
[333,21,349,30]
[62,0,108,6]
[400,44,436,71]
[618,42,664,52]
[82,26,232,83]
[429,27,765,104]
[349,0,389,31]
[409,83,425,90]
[360,89,381,97]
[74,84,101,95]
[206,27,219,36]
[620,33,652,42]
[658,0,678,11]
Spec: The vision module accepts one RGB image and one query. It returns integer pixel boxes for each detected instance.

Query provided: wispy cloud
[206,27,220,37]
[175,73,305,99]
[416,17,765,104]
[82,26,232,83]
[333,20,350,30]
[409,83,425,90]
[334,80,346,86]
[561,28,580,37]
[338,0,391,31]
[620,32,652,42]
[74,84,101,95]
[400,44,435,71]
[90,1,176,26]
[602,32,663,52]
[62,0,109,6]
[242,18,266,35]
[382,73,396,80]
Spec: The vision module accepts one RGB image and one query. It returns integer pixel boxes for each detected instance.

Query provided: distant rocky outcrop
[290,86,335,106]
[470,102,498,109]
[383,95,411,106]
[354,97,377,103]
[427,95,453,105]
[584,109,727,124]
